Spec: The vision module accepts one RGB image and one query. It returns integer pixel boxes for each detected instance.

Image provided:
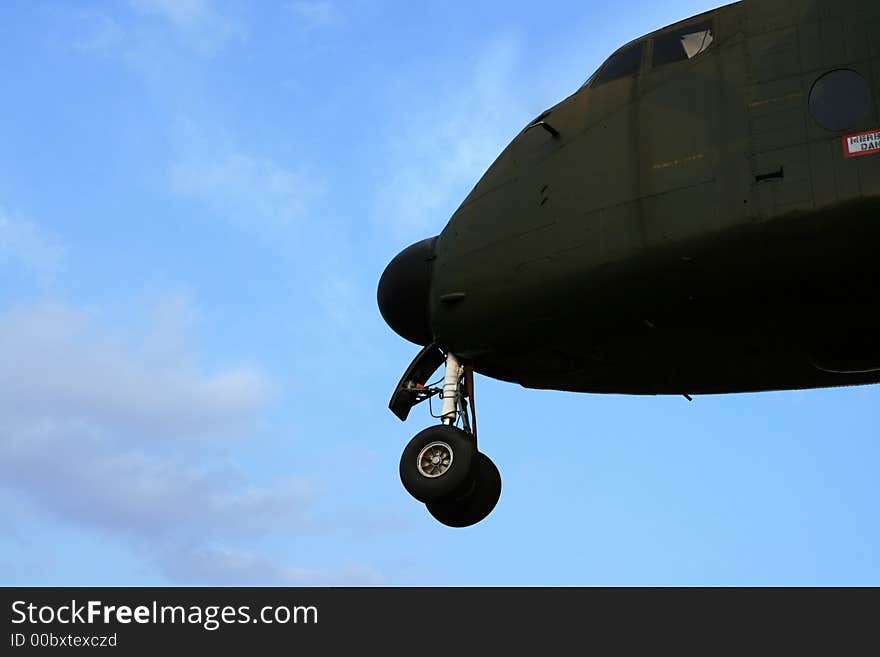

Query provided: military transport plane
[378,0,880,527]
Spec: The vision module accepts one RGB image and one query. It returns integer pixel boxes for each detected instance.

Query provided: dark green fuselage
[400,0,880,395]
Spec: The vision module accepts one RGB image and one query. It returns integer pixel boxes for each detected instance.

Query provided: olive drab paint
[380,0,880,399]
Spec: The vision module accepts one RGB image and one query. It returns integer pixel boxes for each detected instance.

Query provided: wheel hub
[417,441,453,478]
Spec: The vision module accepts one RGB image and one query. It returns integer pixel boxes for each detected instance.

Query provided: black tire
[399,425,477,503]
[426,452,501,528]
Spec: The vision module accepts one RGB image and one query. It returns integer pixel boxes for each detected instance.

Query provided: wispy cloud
[0,299,376,585]
[171,152,319,230]
[0,300,281,539]
[375,34,533,242]
[71,11,126,53]
[287,1,341,30]
[0,302,270,436]
[0,425,310,541]
[132,0,213,28]
[130,0,245,56]
[0,209,65,281]
[155,546,383,586]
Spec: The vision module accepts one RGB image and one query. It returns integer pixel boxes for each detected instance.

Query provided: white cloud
[0,303,270,436]
[0,299,378,584]
[132,0,212,29]
[0,301,281,537]
[0,424,311,541]
[375,34,533,242]
[171,152,318,229]
[371,30,607,245]
[0,209,65,279]
[287,1,341,30]
[130,0,244,56]
[155,546,383,586]
[71,12,126,53]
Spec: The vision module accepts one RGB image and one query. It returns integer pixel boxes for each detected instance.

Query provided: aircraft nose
[377,236,438,346]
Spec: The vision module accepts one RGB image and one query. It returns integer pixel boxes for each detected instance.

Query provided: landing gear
[399,425,476,503]
[394,349,502,527]
[426,452,501,528]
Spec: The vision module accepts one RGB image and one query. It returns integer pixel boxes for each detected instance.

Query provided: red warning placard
[843,129,880,158]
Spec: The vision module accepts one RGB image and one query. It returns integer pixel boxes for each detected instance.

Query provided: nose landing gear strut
[392,346,501,527]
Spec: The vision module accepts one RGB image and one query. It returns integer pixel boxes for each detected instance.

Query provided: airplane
[377,0,880,527]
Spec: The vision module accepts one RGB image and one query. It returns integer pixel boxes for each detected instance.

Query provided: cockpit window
[591,41,644,87]
[652,21,714,67]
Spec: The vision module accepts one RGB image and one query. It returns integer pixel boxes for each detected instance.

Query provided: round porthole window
[809,69,871,131]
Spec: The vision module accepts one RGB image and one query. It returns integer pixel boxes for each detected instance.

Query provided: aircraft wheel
[426,452,501,528]
[399,425,477,503]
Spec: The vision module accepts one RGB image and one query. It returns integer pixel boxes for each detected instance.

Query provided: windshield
[580,40,644,89]
[579,18,715,91]
[652,21,714,66]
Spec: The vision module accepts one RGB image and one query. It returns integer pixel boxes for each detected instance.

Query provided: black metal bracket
[388,342,446,421]
[755,166,784,183]
[526,120,560,138]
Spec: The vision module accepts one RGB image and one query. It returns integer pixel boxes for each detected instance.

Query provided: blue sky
[0,0,877,586]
